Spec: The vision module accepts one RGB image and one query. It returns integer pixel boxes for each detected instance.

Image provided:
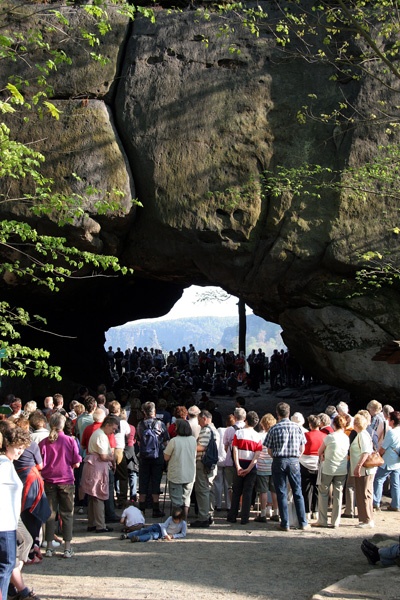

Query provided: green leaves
[6,84,24,105]
[0,0,141,381]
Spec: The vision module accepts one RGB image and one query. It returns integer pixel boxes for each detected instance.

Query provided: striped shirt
[256,432,273,475]
[232,428,263,469]
[264,419,306,458]
[196,424,217,460]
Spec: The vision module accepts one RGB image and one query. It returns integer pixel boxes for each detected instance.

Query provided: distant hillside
[105,314,284,355]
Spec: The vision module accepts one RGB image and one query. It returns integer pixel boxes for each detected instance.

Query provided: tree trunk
[238,298,246,355]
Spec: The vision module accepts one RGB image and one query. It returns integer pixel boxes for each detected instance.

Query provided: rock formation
[1,1,400,400]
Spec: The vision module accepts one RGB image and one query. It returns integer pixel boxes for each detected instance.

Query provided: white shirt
[121,505,145,527]
[114,419,130,449]
[0,455,23,531]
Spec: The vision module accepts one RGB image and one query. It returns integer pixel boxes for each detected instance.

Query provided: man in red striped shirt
[226,411,262,525]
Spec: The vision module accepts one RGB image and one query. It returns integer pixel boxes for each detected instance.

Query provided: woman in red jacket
[299,415,326,519]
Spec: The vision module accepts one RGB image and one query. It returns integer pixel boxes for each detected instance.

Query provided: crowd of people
[0,345,399,599]
[105,345,320,396]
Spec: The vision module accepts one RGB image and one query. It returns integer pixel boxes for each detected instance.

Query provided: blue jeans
[373,466,400,509]
[379,543,400,566]
[0,530,16,600]
[127,523,162,542]
[272,458,307,529]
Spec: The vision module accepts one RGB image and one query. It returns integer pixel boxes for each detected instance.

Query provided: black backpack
[201,425,218,472]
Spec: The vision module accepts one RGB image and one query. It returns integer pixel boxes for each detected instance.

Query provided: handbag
[363,451,384,469]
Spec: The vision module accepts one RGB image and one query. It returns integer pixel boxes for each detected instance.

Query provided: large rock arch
[1,2,399,399]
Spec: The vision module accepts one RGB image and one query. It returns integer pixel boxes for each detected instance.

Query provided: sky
[134,285,253,324]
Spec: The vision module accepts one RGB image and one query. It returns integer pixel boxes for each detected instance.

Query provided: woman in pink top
[299,415,326,519]
[39,413,81,559]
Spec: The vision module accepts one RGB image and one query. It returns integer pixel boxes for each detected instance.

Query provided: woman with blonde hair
[39,414,81,558]
[350,413,376,528]
[254,413,279,522]
[22,401,37,419]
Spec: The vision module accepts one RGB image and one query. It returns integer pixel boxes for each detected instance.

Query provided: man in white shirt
[223,407,246,507]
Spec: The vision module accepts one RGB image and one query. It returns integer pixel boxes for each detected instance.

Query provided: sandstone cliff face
[1,2,399,398]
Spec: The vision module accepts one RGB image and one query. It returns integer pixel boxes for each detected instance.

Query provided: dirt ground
[23,386,400,600]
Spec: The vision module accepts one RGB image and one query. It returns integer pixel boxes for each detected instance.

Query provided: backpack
[201,426,218,472]
[140,420,160,459]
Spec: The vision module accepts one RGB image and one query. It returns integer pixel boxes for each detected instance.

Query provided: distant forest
[105,314,285,356]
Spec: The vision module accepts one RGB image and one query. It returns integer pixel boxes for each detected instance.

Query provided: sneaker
[270,515,280,522]
[254,515,267,523]
[279,525,290,532]
[130,536,140,543]
[386,506,400,512]
[63,549,74,559]
[120,533,128,540]
[41,541,61,549]
[300,524,311,531]
[312,522,328,528]
[45,548,55,558]
[357,521,375,528]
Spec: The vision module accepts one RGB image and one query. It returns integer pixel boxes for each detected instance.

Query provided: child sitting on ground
[121,507,187,542]
[120,501,145,533]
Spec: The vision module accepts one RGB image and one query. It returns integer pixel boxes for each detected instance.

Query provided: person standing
[299,415,326,520]
[79,416,118,533]
[0,425,31,600]
[39,414,81,558]
[136,401,169,518]
[373,410,400,512]
[350,413,376,528]
[264,402,310,531]
[190,410,218,528]
[163,419,197,520]
[316,415,349,528]
[226,411,262,525]
[223,407,246,509]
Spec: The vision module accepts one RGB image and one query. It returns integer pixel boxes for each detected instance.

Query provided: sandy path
[24,386,398,600]
[24,506,398,600]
